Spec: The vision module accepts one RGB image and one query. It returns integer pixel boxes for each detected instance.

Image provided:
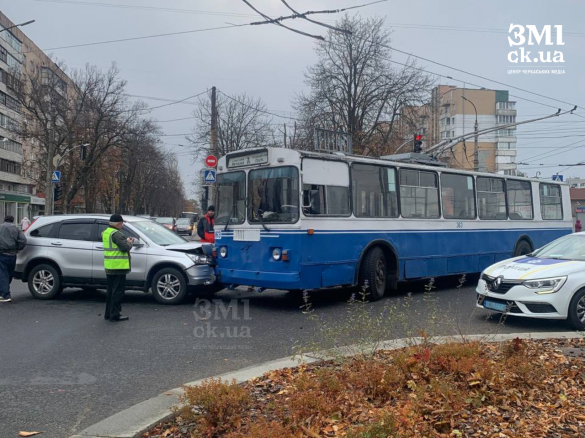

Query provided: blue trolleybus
[213,147,572,300]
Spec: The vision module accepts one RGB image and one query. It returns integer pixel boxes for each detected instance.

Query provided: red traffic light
[415,134,423,141]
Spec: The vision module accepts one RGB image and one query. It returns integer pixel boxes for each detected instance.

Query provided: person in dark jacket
[197,206,215,243]
[576,220,582,233]
[0,215,27,303]
[102,214,134,321]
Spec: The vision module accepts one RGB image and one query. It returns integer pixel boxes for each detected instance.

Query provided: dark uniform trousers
[105,274,127,320]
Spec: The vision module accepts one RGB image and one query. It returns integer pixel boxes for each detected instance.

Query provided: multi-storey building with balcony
[0,13,37,221]
[0,11,73,219]
[419,85,519,175]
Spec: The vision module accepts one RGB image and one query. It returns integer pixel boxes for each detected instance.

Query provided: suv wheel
[152,268,188,305]
[28,264,63,300]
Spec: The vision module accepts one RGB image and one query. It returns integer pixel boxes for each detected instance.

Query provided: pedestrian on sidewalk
[0,215,27,303]
[102,214,134,322]
[197,206,215,243]
[20,216,31,231]
[576,219,582,233]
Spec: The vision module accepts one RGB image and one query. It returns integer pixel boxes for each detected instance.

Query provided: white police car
[477,233,585,330]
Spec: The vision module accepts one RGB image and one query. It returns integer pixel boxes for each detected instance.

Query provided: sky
[3,0,585,195]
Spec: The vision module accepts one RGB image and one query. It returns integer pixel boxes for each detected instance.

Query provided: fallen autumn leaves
[144,338,585,438]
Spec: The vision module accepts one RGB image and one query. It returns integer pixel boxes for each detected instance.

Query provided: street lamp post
[0,20,35,33]
[461,96,479,172]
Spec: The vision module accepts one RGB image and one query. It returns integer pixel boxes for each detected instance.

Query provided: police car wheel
[28,264,63,300]
[568,289,585,331]
[359,247,387,301]
[152,268,188,305]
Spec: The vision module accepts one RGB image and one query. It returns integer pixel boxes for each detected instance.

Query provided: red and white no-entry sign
[205,155,218,167]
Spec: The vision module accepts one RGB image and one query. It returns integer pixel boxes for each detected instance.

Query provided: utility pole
[111,171,116,213]
[45,126,55,216]
[209,86,217,204]
[473,118,479,172]
[283,123,287,148]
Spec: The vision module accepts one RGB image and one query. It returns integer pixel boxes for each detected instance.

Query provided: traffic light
[54,183,63,201]
[413,134,423,153]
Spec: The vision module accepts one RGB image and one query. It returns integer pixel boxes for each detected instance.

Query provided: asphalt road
[0,274,571,438]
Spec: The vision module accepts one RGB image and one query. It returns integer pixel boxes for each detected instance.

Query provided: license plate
[483,300,508,312]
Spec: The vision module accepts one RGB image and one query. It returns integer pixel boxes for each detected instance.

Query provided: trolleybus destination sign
[227,150,269,168]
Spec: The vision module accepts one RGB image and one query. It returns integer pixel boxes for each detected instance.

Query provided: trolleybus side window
[248,166,299,223]
[399,169,440,219]
[351,164,398,218]
[477,177,507,220]
[539,183,563,220]
[440,173,476,219]
[507,180,533,220]
[302,159,350,216]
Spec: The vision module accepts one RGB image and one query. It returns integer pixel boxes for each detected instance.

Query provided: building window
[497,102,516,110]
[497,115,517,124]
[497,129,517,137]
[352,164,398,218]
[0,136,22,154]
[441,173,476,219]
[399,169,440,219]
[0,27,23,53]
[539,183,562,220]
[497,142,517,150]
[507,180,533,220]
[0,91,21,114]
[0,112,20,132]
[0,45,6,63]
[0,157,22,175]
[41,67,67,93]
[477,177,507,220]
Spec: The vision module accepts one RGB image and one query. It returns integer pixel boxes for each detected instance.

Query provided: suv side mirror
[133,237,145,248]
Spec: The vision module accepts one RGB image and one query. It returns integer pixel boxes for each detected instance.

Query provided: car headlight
[272,248,282,261]
[523,276,567,294]
[219,246,228,258]
[188,254,211,265]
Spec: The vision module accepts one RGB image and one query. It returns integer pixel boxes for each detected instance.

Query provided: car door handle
[51,242,63,246]
[96,246,104,250]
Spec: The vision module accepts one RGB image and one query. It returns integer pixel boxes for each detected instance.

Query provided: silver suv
[15,215,217,305]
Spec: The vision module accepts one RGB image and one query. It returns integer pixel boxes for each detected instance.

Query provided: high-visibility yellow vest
[102,227,130,270]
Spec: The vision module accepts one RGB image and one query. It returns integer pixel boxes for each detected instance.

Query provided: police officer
[102,214,134,321]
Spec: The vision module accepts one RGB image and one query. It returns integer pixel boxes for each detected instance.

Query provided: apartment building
[0,11,72,219]
[0,14,37,220]
[413,85,519,175]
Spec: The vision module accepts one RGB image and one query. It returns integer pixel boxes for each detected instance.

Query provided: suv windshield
[216,171,246,225]
[176,218,190,225]
[532,234,585,261]
[132,221,186,246]
[248,166,299,223]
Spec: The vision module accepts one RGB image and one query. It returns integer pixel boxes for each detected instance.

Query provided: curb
[69,331,583,438]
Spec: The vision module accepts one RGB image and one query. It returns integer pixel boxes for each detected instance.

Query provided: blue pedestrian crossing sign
[552,174,564,182]
[204,169,216,183]
[51,170,61,183]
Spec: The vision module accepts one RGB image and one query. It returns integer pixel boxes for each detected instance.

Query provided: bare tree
[295,15,434,156]
[18,63,147,213]
[187,92,275,160]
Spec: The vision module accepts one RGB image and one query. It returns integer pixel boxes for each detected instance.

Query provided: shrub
[180,378,251,436]
[224,419,295,438]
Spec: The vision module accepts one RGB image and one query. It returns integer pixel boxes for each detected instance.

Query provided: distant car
[155,217,176,232]
[477,232,585,330]
[136,215,156,221]
[175,218,193,236]
[15,215,217,305]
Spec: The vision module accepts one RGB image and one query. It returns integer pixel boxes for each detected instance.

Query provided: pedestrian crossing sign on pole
[204,169,216,183]
[51,170,61,183]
